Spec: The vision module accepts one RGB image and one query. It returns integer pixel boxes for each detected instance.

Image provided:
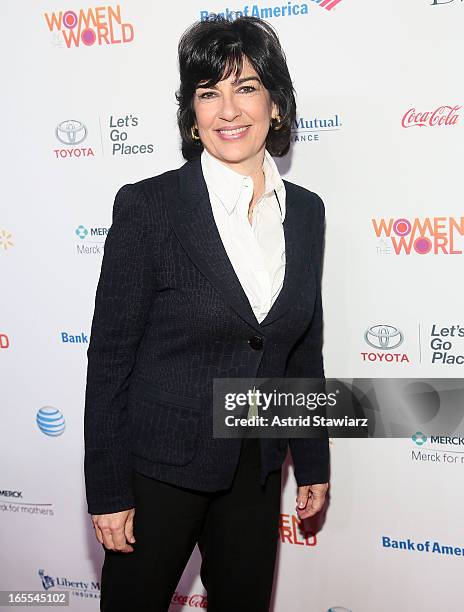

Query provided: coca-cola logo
[402,105,461,128]
[171,591,207,608]
[0,333,10,349]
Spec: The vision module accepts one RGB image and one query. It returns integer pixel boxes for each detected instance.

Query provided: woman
[84,14,329,612]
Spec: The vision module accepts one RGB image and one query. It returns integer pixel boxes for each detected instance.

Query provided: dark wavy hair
[175,14,296,160]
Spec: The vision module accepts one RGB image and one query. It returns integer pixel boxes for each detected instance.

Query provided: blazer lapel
[166,157,309,332]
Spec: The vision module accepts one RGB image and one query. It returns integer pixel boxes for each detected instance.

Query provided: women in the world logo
[36,406,66,436]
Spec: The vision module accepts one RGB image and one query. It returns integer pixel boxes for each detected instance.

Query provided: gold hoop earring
[271,115,282,131]
[191,125,200,140]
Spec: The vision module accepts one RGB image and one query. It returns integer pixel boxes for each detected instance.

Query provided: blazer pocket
[129,378,204,466]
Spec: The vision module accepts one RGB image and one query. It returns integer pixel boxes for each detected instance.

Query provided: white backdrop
[1,1,463,611]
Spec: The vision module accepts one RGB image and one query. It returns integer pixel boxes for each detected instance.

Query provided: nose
[218,91,242,122]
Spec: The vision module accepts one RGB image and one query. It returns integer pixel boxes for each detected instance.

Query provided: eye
[238,85,257,93]
[198,91,217,99]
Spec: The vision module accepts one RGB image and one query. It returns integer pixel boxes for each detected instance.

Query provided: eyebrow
[196,76,262,90]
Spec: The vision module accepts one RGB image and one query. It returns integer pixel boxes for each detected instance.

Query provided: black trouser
[100,437,282,612]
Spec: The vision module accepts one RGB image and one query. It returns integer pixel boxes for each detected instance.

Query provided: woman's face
[192,56,278,170]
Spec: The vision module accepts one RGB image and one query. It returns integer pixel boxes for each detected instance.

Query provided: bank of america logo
[316,0,342,10]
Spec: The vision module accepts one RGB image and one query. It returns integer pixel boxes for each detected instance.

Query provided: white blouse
[200,147,286,324]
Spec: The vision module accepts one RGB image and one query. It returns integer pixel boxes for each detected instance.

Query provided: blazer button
[248,335,264,350]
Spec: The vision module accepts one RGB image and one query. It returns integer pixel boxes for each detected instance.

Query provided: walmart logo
[412,431,427,446]
[75,225,89,239]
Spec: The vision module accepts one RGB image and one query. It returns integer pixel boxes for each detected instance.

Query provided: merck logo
[44,5,134,48]
[412,431,427,446]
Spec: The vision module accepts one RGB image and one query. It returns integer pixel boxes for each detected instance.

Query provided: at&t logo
[36,407,66,437]
[54,120,94,159]
[361,324,410,364]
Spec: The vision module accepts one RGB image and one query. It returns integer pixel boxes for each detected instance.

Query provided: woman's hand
[91,508,136,553]
[295,483,329,520]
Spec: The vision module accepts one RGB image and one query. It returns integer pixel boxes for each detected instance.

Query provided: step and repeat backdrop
[1,1,463,610]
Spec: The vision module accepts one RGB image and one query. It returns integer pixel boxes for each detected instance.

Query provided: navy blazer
[84,156,329,515]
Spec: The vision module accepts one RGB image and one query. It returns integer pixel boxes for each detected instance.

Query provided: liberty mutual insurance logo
[39,569,55,590]
[291,113,342,143]
[38,568,100,600]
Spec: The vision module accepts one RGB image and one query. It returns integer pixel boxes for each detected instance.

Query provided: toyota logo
[55,119,87,145]
[364,325,404,350]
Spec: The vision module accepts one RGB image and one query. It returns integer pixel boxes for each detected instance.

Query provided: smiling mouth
[216,126,251,135]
